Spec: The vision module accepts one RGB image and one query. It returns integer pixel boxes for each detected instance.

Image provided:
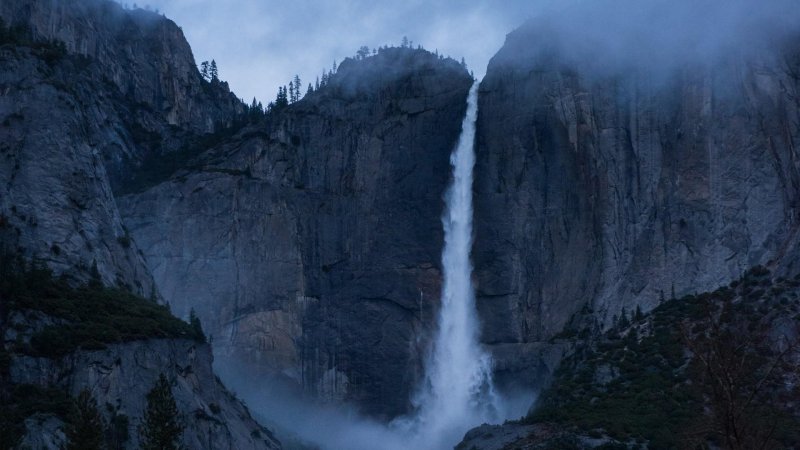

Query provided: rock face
[120,50,473,418]
[0,0,241,135]
[0,1,278,447]
[0,0,242,294]
[8,337,280,450]
[472,20,800,388]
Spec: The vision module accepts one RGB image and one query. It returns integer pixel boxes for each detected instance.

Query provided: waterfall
[404,80,501,448]
[239,81,521,450]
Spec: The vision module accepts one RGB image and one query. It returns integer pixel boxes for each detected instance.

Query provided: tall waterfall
[408,80,501,448]
[238,81,519,450]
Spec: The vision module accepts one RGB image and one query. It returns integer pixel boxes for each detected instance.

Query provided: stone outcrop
[6,335,280,449]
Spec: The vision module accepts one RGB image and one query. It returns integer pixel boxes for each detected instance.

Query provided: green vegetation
[64,390,105,450]
[0,17,67,65]
[0,253,203,448]
[527,266,800,449]
[1,254,204,358]
[0,384,73,450]
[115,124,254,196]
[139,373,184,450]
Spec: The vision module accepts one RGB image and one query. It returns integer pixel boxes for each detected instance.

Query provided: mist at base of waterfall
[215,365,534,450]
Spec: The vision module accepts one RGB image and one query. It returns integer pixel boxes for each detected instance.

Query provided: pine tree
[401,36,409,48]
[315,76,320,90]
[356,46,370,59]
[189,308,205,342]
[199,61,209,81]
[293,74,301,100]
[331,60,337,74]
[288,81,295,103]
[90,260,102,288]
[460,57,468,70]
[210,59,218,81]
[618,308,630,328]
[306,83,313,96]
[139,374,183,450]
[65,390,105,450]
[274,86,288,109]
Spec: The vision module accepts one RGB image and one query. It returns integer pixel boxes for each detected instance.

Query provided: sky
[136,0,536,104]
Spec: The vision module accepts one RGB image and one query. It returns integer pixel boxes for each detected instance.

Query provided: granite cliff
[120,49,473,418]
[0,1,276,448]
[0,0,243,295]
[473,18,800,391]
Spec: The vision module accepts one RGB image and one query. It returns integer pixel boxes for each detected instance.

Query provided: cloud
[138,0,535,103]
[491,0,800,79]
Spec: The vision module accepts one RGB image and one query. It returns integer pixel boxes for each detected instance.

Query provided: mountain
[473,16,800,393]
[0,0,274,448]
[119,48,473,418]
[0,0,243,294]
[458,12,800,449]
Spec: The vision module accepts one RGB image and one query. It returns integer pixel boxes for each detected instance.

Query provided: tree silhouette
[273,86,288,110]
[199,61,209,81]
[293,74,301,101]
[680,300,800,449]
[189,308,205,342]
[139,374,183,450]
[356,46,370,60]
[65,390,105,450]
[210,59,218,81]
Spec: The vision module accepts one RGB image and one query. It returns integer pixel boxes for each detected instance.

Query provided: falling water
[237,82,516,450]
[402,80,502,448]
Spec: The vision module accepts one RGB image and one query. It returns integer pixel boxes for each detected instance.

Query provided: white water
[232,81,524,450]
[399,80,502,448]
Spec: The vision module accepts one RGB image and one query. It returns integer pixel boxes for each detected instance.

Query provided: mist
[215,365,533,450]
[138,0,537,103]
[493,0,800,78]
